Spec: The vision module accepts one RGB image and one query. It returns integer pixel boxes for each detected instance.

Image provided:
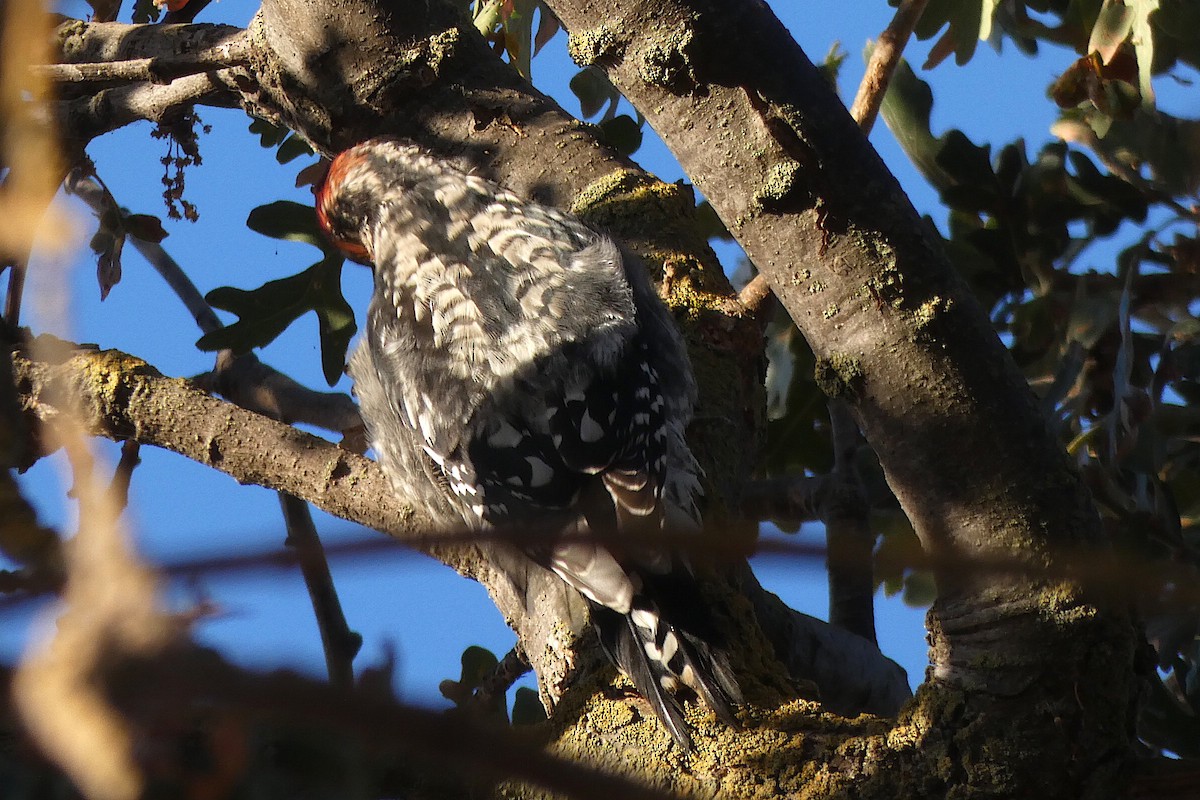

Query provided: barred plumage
[317,138,740,748]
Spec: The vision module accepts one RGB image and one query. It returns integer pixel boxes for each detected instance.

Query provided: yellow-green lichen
[637,26,698,91]
[822,303,838,320]
[570,169,726,294]
[910,295,953,329]
[814,354,864,398]
[753,160,805,210]
[566,25,622,66]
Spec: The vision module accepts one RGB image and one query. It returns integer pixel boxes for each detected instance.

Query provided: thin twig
[736,272,773,319]
[823,399,875,643]
[473,646,532,709]
[848,0,931,135]
[3,262,26,327]
[193,351,363,433]
[279,493,362,688]
[67,169,360,432]
[61,71,240,144]
[109,440,141,513]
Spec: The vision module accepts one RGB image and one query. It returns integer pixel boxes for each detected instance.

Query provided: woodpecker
[317,138,740,748]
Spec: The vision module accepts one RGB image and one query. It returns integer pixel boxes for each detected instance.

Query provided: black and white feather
[318,138,740,748]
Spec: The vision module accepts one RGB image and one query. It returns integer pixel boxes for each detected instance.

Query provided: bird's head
[317,138,448,265]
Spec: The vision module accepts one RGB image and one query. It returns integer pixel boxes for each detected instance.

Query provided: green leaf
[246,200,330,250]
[131,0,161,23]
[902,570,937,607]
[879,60,955,192]
[248,117,290,149]
[276,134,315,165]
[197,256,356,386]
[909,0,995,67]
[503,0,537,79]
[818,42,847,89]
[763,323,833,476]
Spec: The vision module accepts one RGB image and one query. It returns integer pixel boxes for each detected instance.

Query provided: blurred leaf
[902,570,938,607]
[533,3,561,55]
[276,135,315,165]
[763,324,832,476]
[1054,109,1200,196]
[123,213,168,243]
[439,646,506,719]
[502,0,536,79]
[818,42,847,88]
[197,256,355,386]
[695,200,732,241]
[459,645,499,689]
[1050,50,1139,115]
[248,117,291,150]
[597,114,644,157]
[873,511,924,600]
[879,60,959,192]
[908,0,994,67]
[1089,0,1137,64]
[131,0,162,23]
[570,67,620,120]
[511,687,547,726]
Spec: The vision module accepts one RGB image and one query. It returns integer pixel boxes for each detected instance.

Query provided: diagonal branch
[848,0,931,135]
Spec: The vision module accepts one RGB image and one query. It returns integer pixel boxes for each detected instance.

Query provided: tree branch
[848,0,930,135]
[824,399,875,643]
[10,339,911,723]
[37,34,250,85]
[61,71,241,144]
[279,493,361,689]
[542,0,1133,787]
[54,20,245,66]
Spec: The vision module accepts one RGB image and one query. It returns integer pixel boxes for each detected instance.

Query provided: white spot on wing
[487,420,524,448]
[579,410,604,443]
[526,456,553,488]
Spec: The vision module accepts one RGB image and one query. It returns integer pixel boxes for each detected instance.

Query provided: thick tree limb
[541,0,1135,791]
[54,21,245,65]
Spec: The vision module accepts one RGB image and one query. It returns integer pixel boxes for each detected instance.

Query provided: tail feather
[590,595,741,750]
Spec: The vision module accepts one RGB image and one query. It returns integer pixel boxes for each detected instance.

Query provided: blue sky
[9,1,1138,707]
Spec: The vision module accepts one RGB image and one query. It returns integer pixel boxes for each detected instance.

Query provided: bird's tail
[590,589,742,750]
